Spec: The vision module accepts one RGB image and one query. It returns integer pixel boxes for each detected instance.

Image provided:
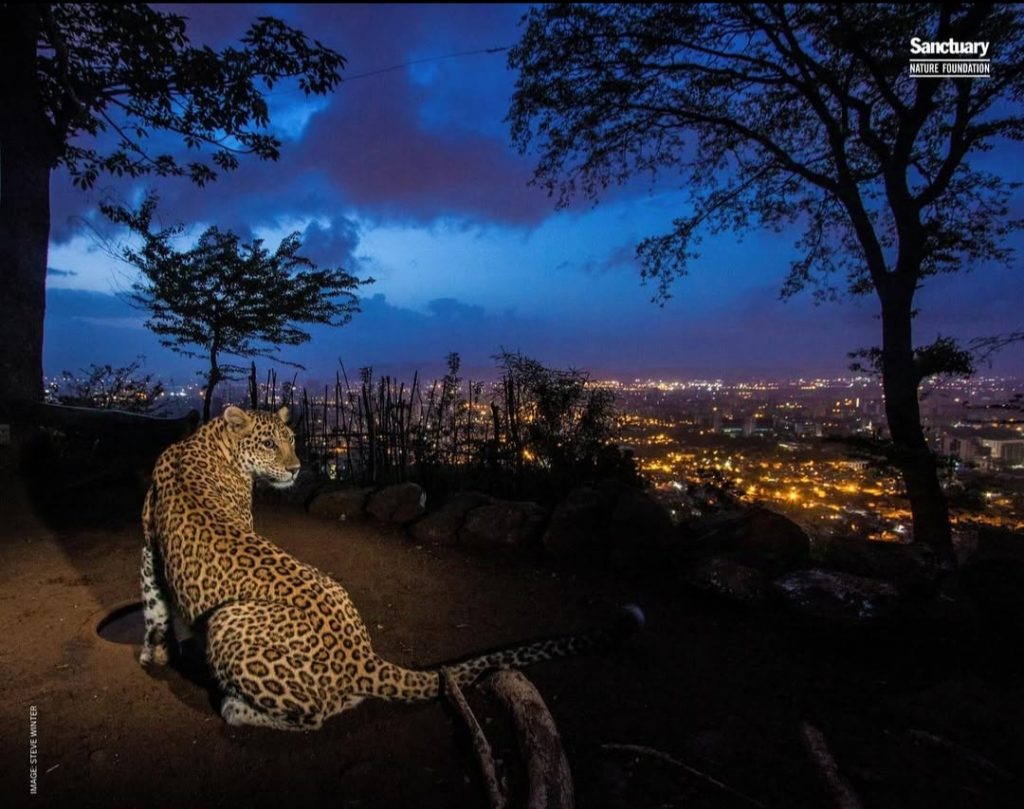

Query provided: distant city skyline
[43,3,1024,385]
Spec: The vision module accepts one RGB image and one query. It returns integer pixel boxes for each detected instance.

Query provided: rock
[772,569,900,624]
[959,527,1024,629]
[811,535,939,594]
[542,483,673,565]
[460,500,547,551]
[971,526,1024,564]
[608,487,674,561]
[307,487,375,521]
[366,482,427,524]
[960,558,1024,630]
[688,507,811,575]
[410,492,493,544]
[542,486,608,560]
[685,557,768,603]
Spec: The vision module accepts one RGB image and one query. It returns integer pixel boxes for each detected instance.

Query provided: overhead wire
[254,44,511,101]
[342,46,510,82]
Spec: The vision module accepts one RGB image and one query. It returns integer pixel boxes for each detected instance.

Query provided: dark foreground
[1,496,1021,809]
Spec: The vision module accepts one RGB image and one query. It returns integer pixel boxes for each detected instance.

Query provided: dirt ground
[1,487,1022,809]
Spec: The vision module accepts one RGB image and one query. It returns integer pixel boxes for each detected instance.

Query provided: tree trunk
[0,6,52,435]
[203,356,222,423]
[879,291,955,569]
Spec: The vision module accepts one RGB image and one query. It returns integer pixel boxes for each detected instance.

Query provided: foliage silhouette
[45,356,165,413]
[103,193,365,422]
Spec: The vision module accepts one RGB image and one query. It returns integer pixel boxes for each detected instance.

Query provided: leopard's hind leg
[219,694,309,731]
[206,601,357,732]
[139,487,173,667]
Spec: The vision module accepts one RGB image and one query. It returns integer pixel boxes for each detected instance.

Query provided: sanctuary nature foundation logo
[909,37,991,78]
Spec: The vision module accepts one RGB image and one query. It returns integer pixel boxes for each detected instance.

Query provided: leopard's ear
[276,406,290,424]
[223,406,254,435]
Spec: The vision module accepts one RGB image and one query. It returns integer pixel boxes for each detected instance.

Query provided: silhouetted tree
[103,193,364,422]
[0,4,343,429]
[495,350,618,482]
[508,3,1024,567]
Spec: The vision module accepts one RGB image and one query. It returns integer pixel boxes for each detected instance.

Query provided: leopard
[139,405,643,731]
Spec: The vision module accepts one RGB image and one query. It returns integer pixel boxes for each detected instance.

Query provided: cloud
[75,316,147,330]
[253,3,552,224]
[293,79,550,225]
[570,242,642,277]
[914,266,1023,341]
[46,287,136,320]
[316,293,533,379]
[425,297,487,321]
[43,288,186,379]
[297,216,362,270]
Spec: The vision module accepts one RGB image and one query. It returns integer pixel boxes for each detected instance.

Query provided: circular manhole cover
[94,600,191,645]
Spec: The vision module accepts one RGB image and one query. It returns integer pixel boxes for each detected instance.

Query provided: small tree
[103,193,366,421]
[508,4,1024,567]
[495,350,619,483]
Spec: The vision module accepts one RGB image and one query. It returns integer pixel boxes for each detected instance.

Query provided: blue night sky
[43,3,1024,387]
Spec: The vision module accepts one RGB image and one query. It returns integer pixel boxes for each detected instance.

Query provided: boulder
[685,557,768,603]
[959,527,1024,629]
[772,569,900,624]
[971,526,1024,564]
[542,486,608,560]
[308,487,374,521]
[460,500,548,551]
[542,483,673,564]
[410,491,494,544]
[811,535,939,594]
[688,507,811,575]
[366,482,427,524]
[608,486,674,559]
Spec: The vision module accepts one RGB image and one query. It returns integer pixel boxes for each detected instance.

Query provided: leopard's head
[223,406,301,488]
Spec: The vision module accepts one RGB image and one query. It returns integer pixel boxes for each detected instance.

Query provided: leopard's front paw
[139,643,169,667]
[220,696,245,726]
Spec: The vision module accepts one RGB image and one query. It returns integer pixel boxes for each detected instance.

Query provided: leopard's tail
[364,604,644,703]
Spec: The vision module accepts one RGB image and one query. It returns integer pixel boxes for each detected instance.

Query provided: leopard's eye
[263,439,276,449]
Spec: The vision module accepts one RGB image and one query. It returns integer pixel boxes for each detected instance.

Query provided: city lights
[613,374,1024,541]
